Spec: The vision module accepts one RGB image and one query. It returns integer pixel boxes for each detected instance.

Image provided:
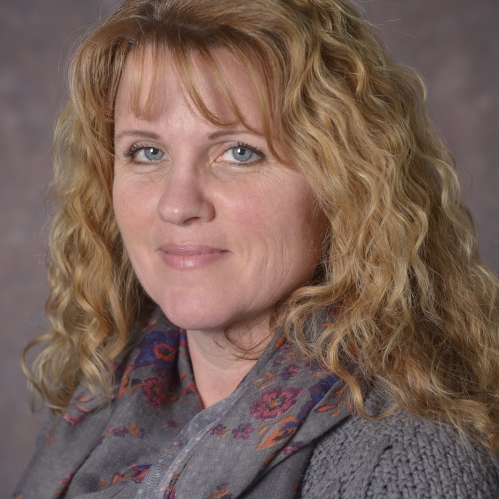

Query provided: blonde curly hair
[24,0,499,452]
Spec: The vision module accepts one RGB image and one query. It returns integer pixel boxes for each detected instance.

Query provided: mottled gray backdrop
[0,0,497,495]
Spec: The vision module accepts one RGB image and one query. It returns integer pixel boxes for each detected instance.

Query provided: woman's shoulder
[301,391,499,499]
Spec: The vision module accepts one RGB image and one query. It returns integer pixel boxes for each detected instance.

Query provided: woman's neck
[186,321,271,408]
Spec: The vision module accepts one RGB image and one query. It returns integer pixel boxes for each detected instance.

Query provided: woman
[15,0,499,497]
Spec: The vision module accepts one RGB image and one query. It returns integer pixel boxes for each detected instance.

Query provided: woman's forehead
[116,46,265,133]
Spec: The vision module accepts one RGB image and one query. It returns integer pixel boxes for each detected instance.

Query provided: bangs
[120,36,279,158]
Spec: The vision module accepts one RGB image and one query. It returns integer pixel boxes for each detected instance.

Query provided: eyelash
[123,143,151,160]
[224,142,265,162]
[122,141,265,163]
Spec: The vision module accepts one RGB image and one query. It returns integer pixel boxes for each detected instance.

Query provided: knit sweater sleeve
[300,410,499,499]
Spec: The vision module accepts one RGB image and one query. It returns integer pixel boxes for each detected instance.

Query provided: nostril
[157,176,215,226]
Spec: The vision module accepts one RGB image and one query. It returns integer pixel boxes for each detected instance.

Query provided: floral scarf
[14,309,353,499]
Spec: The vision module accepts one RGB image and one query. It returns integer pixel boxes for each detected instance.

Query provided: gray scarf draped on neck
[15,308,353,499]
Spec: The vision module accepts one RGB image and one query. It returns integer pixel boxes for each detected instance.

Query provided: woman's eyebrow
[207,129,261,140]
[115,129,161,141]
[115,129,260,142]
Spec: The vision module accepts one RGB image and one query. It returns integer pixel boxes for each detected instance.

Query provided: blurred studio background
[0,0,498,495]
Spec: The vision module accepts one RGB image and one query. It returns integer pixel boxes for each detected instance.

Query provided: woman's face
[113,48,325,336]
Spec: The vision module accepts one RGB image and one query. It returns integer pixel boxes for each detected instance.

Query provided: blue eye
[221,143,264,164]
[124,144,165,162]
[140,147,164,161]
[231,146,255,162]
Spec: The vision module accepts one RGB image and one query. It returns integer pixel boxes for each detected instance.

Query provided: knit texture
[301,391,499,499]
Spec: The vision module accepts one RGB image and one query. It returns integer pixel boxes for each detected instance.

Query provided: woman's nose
[157,164,215,226]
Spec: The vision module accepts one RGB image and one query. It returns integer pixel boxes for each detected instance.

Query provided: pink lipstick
[159,244,229,269]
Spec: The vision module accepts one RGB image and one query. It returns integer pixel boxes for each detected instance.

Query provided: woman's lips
[159,245,229,269]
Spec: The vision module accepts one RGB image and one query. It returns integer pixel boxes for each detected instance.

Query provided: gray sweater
[301,394,499,498]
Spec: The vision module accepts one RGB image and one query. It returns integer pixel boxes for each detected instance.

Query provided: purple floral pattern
[231,423,254,439]
[140,377,167,407]
[211,424,229,436]
[15,307,352,499]
[132,331,178,374]
[280,364,300,380]
[100,464,151,486]
[282,440,305,456]
[250,387,302,421]
[211,484,234,499]
[106,423,146,439]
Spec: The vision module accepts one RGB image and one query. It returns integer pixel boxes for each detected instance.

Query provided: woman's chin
[157,304,231,334]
